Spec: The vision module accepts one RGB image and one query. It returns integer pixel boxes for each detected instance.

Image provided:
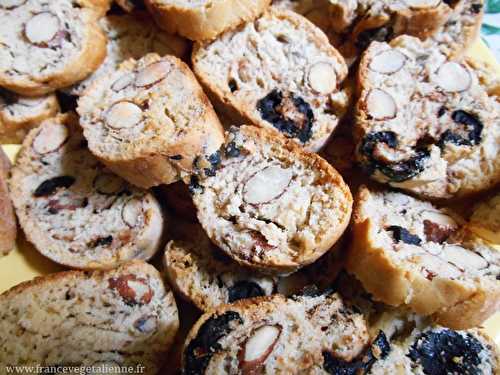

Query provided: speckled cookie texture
[0,89,59,144]
[182,292,375,374]
[9,114,165,269]
[77,53,225,188]
[0,149,16,257]
[144,0,271,41]
[0,0,108,96]
[192,8,350,152]
[347,186,500,329]
[0,261,179,374]
[190,125,353,274]
[355,35,500,199]
[66,12,189,96]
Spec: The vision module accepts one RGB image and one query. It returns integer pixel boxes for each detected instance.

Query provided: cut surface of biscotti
[145,0,271,41]
[0,0,108,96]
[355,35,500,199]
[78,53,225,188]
[192,8,349,152]
[66,13,189,96]
[9,114,164,269]
[0,149,16,257]
[182,292,377,374]
[347,186,500,329]
[0,261,179,374]
[0,89,60,144]
[190,125,352,274]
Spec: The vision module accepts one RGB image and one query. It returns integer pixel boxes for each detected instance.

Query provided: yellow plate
[1,41,499,347]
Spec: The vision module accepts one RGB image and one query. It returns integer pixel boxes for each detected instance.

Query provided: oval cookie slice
[0,261,178,374]
[9,114,164,269]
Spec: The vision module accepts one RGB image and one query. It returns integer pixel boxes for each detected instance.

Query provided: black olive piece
[184,311,243,375]
[360,131,398,157]
[0,87,18,105]
[204,151,221,177]
[257,89,314,143]
[355,26,393,50]
[169,154,183,160]
[323,331,391,375]
[55,91,78,113]
[188,175,204,194]
[227,280,266,303]
[437,106,446,117]
[408,329,485,375]
[224,141,241,158]
[438,110,483,148]
[34,176,75,197]
[470,3,482,13]
[386,225,422,245]
[88,235,113,248]
[228,79,238,93]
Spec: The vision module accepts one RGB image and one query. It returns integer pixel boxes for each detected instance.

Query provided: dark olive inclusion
[227,280,266,303]
[34,176,76,197]
[437,110,483,149]
[386,225,422,245]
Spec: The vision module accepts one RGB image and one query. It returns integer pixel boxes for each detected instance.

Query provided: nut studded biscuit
[144,0,271,41]
[78,53,225,188]
[9,114,164,269]
[0,149,16,256]
[192,8,349,152]
[0,261,179,374]
[66,13,189,96]
[190,125,352,274]
[347,186,500,329]
[164,221,278,311]
[355,35,500,199]
[0,0,108,96]
[0,89,59,144]
[182,292,379,374]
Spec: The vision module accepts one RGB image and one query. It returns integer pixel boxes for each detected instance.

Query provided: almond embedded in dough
[24,12,60,46]
[435,62,471,92]
[366,89,397,120]
[32,122,68,154]
[243,166,293,205]
[369,50,406,74]
[308,62,337,94]
[105,101,143,129]
[135,61,170,88]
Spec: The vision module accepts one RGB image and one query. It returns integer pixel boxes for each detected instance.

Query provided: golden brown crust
[0,148,16,256]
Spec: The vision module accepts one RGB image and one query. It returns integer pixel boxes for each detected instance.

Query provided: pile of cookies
[0,0,499,373]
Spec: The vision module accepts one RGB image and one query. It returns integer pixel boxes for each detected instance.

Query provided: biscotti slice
[0,0,108,96]
[0,149,16,256]
[192,8,349,152]
[164,221,278,311]
[182,292,380,374]
[9,114,164,269]
[66,13,189,96]
[355,35,500,199]
[190,125,352,274]
[78,53,225,188]
[144,0,271,41]
[0,89,59,144]
[0,261,178,373]
[347,186,500,329]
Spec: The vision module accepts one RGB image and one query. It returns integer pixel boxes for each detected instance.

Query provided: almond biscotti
[182,292,375,374]
[9,114,164,269]
[78,53,225,188]
[192,8,349,152]
[66,13,189,96]
[0,261,179,374]
[0,0,108,96]
[190,125,352,274]
[355,35,500,199]
[144,0,271,41]
[0,149,16,256]
[347,186,500,329]
[0,89,59,144]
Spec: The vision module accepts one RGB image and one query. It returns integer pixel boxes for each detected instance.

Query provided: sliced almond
[33,123,68,154]
[435,62,471,92]
[243,166,292,205]
[135,61,170,88]
[421,210,457,228]
[440,245,489,271]
[417,253,462,279]
[239,325,281,373]
[24,12,60,46]
[111,73,135,92]
[93,173,124,195]
[404,0,441,8]
[369,50,406,74]
[308,62,337,95]
[366,89,397,120]
[122,198,143,228]
[105,101,142,130]
[0,0,27,9]
[108,275,153,305]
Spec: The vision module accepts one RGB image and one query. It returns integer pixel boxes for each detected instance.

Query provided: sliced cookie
[78,53,225,188]
[66,13,189,96]
[9,114,164,269]
[347,186,500,329]
[0,149,16,256]
[355,35,500,199]
[144,0,271,41]
[192,8,350,152]
[0,89,59,144]
[0,0,108,96]
[182,292,377,374]
[0,261,179,374]
[190,125,353,274]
